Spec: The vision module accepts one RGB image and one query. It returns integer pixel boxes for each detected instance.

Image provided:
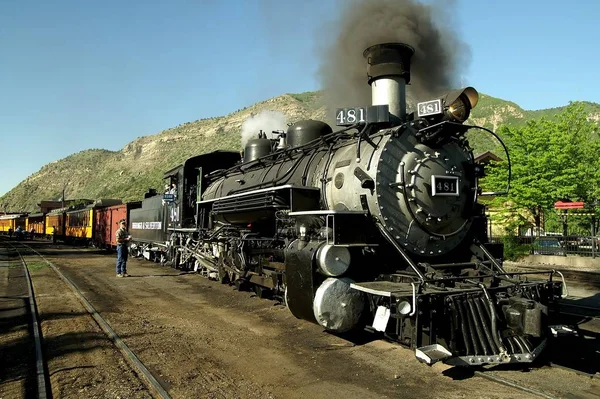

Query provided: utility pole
[61,182,69,208]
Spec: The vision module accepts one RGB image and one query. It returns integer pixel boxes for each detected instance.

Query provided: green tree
[482,103,599,234]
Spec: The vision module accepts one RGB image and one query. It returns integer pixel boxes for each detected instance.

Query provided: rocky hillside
[2,91,599,212]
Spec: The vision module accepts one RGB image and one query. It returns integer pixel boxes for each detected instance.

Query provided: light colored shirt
[116,226,129,245]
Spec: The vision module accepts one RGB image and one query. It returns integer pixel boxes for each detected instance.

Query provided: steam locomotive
[128,43,564,366]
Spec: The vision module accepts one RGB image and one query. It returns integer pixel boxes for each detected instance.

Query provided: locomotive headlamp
[417,86,479,123]
[443,87,479,122]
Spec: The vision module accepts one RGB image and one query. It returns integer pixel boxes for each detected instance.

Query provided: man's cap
[119,219,126,224]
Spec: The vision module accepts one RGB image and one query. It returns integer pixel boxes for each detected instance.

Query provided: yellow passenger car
[65,205,95,240]
[26,213,46,237]
[0,214,18,233]
[45,209,66,238]
[15,216,27,230]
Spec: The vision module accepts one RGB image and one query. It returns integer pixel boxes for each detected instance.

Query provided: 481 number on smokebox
[336,107,366,126]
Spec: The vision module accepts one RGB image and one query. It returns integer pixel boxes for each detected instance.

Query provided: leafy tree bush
[502,233,532,261]
[483,103,600,235]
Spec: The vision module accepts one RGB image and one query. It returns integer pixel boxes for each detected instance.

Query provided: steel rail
[4,241,50,399]
[559,302,600,311]
[473,371,559,399]
[559,302,600,320]
[11,241,172,399]
[548,362,599,379]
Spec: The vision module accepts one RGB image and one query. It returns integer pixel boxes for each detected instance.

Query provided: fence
[490,234,600,258]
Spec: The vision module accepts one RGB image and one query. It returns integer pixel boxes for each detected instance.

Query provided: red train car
[95,201,141,249]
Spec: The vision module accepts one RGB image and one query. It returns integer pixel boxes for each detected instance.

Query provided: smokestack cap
[363,43,415,85]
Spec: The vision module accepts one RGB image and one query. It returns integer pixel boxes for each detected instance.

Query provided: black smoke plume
[318,0,471,112]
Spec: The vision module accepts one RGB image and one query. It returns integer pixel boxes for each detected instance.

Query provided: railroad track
[558,269,600,290]
[1,239,172,399]
[550,300,600,380]
[0,240,50,398]
[558,301,600,320]
[504,262,600,290]
[473,371,560,399]
[473,358,599,399]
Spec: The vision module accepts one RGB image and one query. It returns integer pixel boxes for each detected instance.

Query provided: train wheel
[234,278,249,291]
[173,251,181,268]
[217,260,230,284]
[253,285,272,299]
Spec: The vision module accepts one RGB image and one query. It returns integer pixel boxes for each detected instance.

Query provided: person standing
[115,219,131,277]
[169,183,179,223]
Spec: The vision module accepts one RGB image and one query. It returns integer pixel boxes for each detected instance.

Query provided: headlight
[448,97,469,122]
[417,87,479,123]
[443,87,479,123]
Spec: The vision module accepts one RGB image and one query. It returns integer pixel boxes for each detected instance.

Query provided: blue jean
[116,245,128,274]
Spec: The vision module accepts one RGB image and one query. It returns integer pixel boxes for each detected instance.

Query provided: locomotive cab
[162,151,242,230]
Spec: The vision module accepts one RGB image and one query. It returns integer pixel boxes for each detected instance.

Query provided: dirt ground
[2,241,600,399]
[0,243,152,399]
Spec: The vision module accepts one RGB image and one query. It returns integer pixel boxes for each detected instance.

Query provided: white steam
[240,110,288,148]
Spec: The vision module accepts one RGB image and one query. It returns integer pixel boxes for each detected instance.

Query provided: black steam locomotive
[129,43,564,366]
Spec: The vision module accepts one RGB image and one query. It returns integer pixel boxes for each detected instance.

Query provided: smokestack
[363,43,414,122]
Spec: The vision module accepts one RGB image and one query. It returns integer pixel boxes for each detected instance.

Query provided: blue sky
[1,0,599,198]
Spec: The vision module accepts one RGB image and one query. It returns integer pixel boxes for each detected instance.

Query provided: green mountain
[2,91,599,212]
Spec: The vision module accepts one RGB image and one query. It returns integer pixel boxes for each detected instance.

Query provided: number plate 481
[417,99,442,118]
[431,175,459,196]
[336,107,366,126]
